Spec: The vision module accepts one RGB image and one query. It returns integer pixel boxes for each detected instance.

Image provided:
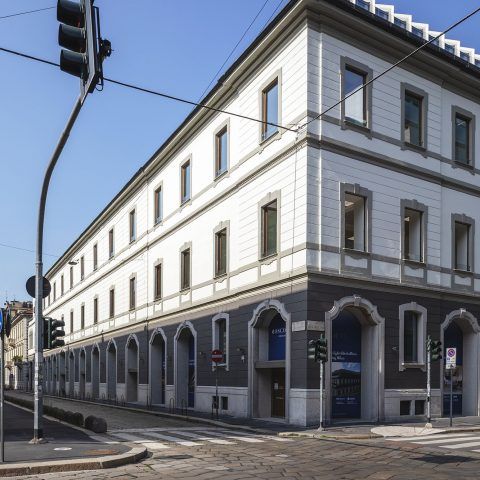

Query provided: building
[42,0,480,426]
[4,301,32,390]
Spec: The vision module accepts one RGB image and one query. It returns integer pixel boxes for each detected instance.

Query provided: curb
[0,446,147,477]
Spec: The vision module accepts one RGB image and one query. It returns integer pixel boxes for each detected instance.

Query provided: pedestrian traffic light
[318,335,328,363]
[57,0,111,95]
[44,317,66,349]
[427,336,442,361]
[308,340,317,361]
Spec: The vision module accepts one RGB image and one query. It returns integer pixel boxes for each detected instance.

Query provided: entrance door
[443,323,463,416]
[271,368,285,418]
[331,311,362,419]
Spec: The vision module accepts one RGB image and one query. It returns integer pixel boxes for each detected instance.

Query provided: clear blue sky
[0,0,479,302]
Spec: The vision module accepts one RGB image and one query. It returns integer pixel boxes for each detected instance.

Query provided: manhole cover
[82,449,119,456]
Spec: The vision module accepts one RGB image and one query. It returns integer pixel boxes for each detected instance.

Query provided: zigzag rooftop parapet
[348,0,480,67]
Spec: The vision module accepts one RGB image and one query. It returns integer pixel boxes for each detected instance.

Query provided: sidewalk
[0,401,146,476]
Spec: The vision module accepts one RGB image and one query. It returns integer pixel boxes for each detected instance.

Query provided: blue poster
[188,335,195,407]
[268,315,286,361]
[331,312,361,419]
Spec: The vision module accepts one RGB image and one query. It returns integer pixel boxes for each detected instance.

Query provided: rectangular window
[70,310,74,334]
[81,305,85,330]
[344,67,367,127]
[404,91,423,147]
[455,222,471,271]
[215,127,228,177]
[109,288,115,318]
[218,319,227,356]
[215,229,227,277]
[375,7,389,20]
[429,35,440,46]
[445,43,455,55]
[80,256,85,280]
[404,208,423,262]
[261,200,278,258]
[61,274,64,296]
[93,243,98,271]
[181,248,191,290]
[344,193,366,251]
[154,264,162,299]
[129,209,136,243]
[454,114,471,164]
[355,0,369,10]
[109,228,114,258]
[154,186,163,224]
[129,277,136,310]
[93,297,98,325]
[394,17,406,29]
[53,282,56,302]
[261,79,279,141]
[70,266,73,289]
[460,51,470,62]
[403,311,419,363]
[411,26,424,38]
[181,160,191,204]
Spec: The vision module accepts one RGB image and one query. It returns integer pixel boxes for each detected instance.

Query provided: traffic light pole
[318,360,324,432]
[426,343,431,425]
[33,95,84,443]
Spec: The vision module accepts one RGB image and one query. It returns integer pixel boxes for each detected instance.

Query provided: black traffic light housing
[44,317,66,350]
[57,0,111,95]
[427,336,442,361]
[307,336,328,363]
[307,340,317,361]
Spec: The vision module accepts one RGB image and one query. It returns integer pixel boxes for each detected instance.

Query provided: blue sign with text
[268,315,286,361]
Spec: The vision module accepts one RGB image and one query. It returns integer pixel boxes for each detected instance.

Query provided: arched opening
[150,330,166,405]
[59,352,66,396]
[91,345,100,399]
[325,296,384,423]
[442,310,480,417]
[68,352,75,396]
[126,336,139,403]
[107,341,117,400]
[249,306,288,420]
[175,324,196,409]
[79,349,86,399]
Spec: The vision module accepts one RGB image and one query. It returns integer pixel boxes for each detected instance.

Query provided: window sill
[154,295,162,302]
[214,169,228,182]
[214,272,228,281]
[180,287,191,293]
[343,248,370,258]
[452,160,474,173]
[402,141,427,155]
[259,130,280,149]
[180,198,192,208]
[342,119,371,137]
[453,268,473,277]
[154,218,163,227]
[403,259,426,268]
[259,253,278,264]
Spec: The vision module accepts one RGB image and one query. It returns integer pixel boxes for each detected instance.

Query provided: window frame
[400,199,428,265]
[93,243,98,271]
[259,71,282,145]
[214,121,230,179]
[129,275,136,310]
[399,303,427,371]
[109,287,115,319]
[70,309,74,334]
[180,157,192,205]
[154,260,163,300]
[93,296,98,325]
[108,228,115,259]
[401,83,428,152]
[340,57,373,135]
[129,208,137,243]
[61,274,64,296]
[154,183,163,225]
[180,244,192,291]
[258,192,280,260]
[69,266,74,289]
[214,221,229,278]
[452,214,475,274]
[80,303,85,330]
[451,106,475,169]
[80,256,85,280]
[211,313,230,371]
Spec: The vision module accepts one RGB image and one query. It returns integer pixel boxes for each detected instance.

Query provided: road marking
[108,427,218,434]
[415,436,480,445]
[388,433,472,442]
[442,441,480,449]
[88,435,120,445]
[109,432,170,450]
[223,435,264,443]
[141,441,170,451]
[141,431,202,447]
[173,430,235,445]
[218,430,292,442]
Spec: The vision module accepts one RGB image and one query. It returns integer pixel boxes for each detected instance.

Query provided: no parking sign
[446,347,456,370]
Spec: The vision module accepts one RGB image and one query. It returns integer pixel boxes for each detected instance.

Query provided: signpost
[446,347,456,427]
[211,349,223,420]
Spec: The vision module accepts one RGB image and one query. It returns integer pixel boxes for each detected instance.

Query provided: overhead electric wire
[300,5,480,129]
[0,6,55,20]
[261,0,287,32]
[0,242,58,258]
[197,0,272,102]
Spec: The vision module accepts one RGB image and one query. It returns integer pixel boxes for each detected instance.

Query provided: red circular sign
[211,349,223,363]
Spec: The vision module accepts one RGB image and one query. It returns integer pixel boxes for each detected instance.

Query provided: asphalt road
[1,402,128,463]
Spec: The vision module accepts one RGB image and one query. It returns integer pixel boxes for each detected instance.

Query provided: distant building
[4,300,32,390]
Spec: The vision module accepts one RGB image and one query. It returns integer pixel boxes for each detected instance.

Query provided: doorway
[107,341,117,399]
[150,330,166,405]
[175,324,196,409]
[271,368,286,418]
[91,346,100,399]
[126,336,139,403]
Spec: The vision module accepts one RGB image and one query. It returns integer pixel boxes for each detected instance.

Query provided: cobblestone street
[12,433,480,480]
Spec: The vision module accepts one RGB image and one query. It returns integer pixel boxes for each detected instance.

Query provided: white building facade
[42,0,480,426]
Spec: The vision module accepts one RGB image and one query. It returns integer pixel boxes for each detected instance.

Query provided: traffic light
[57,0,111,95]
[44,317,66,349]
[427,336,442,361]
[307,336,328,363]
[318,335,328,363]
[307,340,317,361]
[3,307,11,338]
